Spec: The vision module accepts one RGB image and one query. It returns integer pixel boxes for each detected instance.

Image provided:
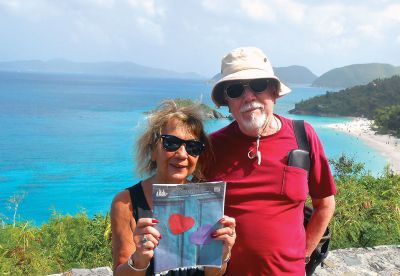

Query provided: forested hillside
[290,76,400,136]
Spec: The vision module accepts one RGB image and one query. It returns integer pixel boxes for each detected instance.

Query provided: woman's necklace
[247,115,281,165]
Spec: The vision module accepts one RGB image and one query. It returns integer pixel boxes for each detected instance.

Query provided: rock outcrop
[314,245,400,276]
[49,245,400,276]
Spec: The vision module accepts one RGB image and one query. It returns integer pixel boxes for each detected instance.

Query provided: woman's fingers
[134,218,161,237]
[220,215,236,228]
[138,233,160,249]
[212,216,236,248]
[133,217,162,251]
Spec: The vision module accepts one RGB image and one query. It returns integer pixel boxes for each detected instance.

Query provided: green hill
[290,75,400,119]
[312,63,400,88]
[274,65,317,84]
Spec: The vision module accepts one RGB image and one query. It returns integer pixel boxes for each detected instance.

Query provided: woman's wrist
[223,252,231,263]
[127,253,150,271]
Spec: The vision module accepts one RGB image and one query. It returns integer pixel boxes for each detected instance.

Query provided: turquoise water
[0,73,388,224]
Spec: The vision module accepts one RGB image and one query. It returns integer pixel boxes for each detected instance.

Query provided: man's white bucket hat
[211,47,291,107]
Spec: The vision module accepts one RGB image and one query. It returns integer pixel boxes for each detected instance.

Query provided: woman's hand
[211,215,236,262]
[130,218,161,269]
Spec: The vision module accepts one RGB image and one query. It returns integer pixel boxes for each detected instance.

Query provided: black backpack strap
[293,120,331,275]
[293,120,310,153]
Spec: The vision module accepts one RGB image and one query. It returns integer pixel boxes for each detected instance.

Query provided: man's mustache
[240,102,264,113]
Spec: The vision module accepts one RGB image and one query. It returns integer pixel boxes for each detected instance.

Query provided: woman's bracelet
[127,254,150,271]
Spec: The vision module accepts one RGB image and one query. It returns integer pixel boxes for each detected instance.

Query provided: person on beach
[111,100,236,275]
[202,47,336,275]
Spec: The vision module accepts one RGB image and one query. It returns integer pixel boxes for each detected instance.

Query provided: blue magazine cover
[152,181,226,273]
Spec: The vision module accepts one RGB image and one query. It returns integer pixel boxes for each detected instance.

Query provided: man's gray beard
[241,112,267,134]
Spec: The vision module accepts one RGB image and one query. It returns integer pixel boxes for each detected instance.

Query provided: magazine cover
[152,181,226,273]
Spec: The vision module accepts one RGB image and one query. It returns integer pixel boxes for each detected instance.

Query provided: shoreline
[325,118,400,173]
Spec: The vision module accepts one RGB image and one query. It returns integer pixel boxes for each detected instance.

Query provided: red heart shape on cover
[168,214,195,235]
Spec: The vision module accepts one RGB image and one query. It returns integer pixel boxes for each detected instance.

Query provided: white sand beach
[325,118,400,173]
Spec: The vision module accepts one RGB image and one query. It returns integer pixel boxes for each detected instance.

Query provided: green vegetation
[1,156,399,274]
[0,212,112,275]
[373,105,400,136]
[290,76,400,137]
[312,63,400,88]
[174,98,225,118]
[330,155,400,249]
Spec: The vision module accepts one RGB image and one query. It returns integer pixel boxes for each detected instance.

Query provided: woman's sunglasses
[224,79,276,99]
[159,134,205,157]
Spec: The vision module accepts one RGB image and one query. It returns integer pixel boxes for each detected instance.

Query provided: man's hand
[306,195,335,257]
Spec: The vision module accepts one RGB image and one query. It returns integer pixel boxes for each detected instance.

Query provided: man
[203,47,336,275]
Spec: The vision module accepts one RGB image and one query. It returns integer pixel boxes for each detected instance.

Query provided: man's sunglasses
[159,134,205,157]
[224,79,276,99]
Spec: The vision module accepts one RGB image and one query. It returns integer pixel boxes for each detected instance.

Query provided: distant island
[290,75,400,137]
[274,65,317,84]
[312,63,400,88]
[0,59,319,84]
[0,60,205,80]
[2,59,400,89]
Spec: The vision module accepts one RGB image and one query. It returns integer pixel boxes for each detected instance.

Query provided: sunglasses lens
[185,141,204,156]
[161,135,204,156]
[249,79,269,93]
[162,135,181,152]
[226,83,244,98]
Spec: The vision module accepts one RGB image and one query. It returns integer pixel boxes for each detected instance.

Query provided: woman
[111,100,236,275]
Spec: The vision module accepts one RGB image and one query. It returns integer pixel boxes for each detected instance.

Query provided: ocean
[0,72,388,224]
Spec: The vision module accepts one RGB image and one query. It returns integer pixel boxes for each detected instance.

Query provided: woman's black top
[127,182,205,276]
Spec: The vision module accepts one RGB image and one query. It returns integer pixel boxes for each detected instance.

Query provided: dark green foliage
[0,212,112,275]
[290,76,400,133]
[312,63,400,88]
[174,98,226,118]
[329,155,400,249]
[373,105,400,136]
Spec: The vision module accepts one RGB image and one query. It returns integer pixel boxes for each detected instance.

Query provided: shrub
[0,212,112,275]
[329,155,400,249]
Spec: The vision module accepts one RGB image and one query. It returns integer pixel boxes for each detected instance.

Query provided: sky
[0,0,399,77]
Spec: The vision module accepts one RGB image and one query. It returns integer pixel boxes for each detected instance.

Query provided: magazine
[152,181,226,273]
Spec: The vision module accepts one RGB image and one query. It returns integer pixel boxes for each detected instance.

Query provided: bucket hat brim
[211,68,291,107]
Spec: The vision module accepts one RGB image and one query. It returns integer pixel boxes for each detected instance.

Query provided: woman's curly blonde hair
[136,100,210,179]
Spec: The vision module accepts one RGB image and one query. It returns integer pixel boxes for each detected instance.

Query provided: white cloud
[1,0,399,75]
[0,0,21,11]
[357,24,383,40]
[275,0,305,23]
[136,17,165,45]
[240,0,277,22]
[72,17,112,45]
[126,0,164,17]
[201,0,230,11]
[396,35,400,45]
[381,4,400,22]
[87,0,115,8]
